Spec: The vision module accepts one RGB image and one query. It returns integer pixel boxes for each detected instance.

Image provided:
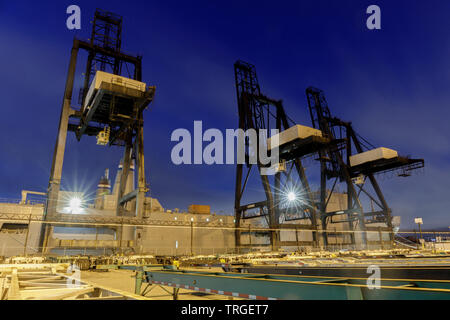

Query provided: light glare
[287,192,296,202]
[69,197,82,211]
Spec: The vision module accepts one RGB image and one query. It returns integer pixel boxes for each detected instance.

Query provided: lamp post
[414,218,424,250]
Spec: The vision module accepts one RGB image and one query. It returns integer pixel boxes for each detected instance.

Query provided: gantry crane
[233,61,319,251]
[233,61,424,251]
[306,87,424,247]
[40,10,155,252]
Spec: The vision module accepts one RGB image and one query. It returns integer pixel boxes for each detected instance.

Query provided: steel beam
[40,40,79,253]
[138,268,450,300]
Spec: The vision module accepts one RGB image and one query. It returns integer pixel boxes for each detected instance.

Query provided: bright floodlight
[69,198,82,211]
[287,192,296,202]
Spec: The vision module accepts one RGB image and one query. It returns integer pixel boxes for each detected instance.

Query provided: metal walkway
[97,265,450,300]
[0,264,148,300]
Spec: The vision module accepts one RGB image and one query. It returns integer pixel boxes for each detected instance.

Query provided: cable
[356,132,376,150]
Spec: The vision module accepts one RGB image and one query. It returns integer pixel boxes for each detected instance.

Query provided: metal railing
[0,198,45,205]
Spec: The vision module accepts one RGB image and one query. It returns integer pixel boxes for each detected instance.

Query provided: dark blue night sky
[0,1,448,229]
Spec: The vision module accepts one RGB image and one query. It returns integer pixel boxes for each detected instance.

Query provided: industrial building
[1,160,372,257]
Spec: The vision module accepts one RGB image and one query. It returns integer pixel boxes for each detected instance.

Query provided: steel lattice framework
[306,87,424,247]
[40,10,155,253]
[233,62,424,251]
[233,61,319,251]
